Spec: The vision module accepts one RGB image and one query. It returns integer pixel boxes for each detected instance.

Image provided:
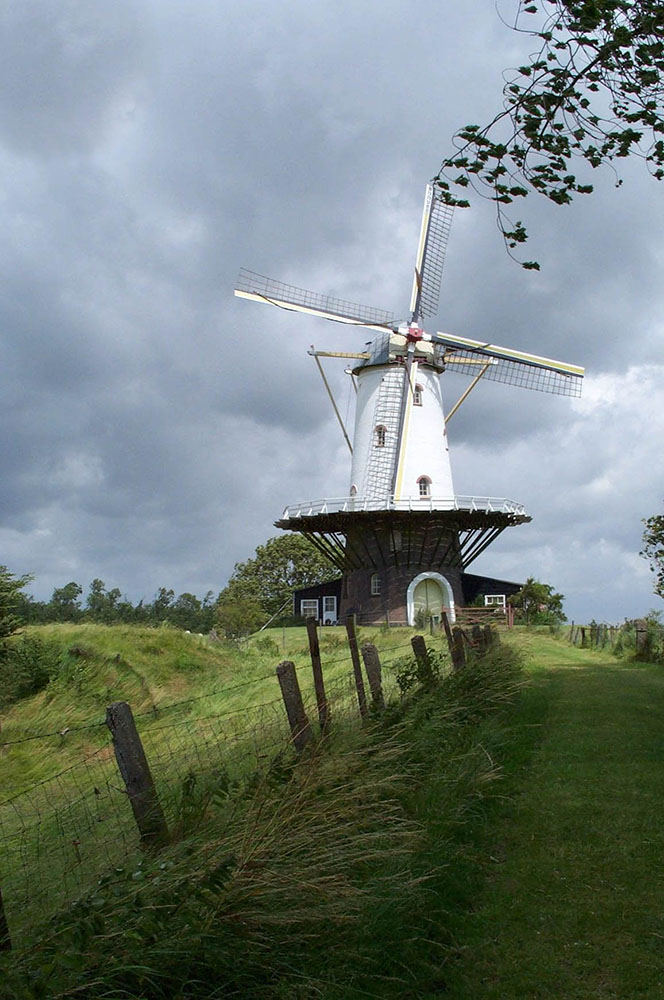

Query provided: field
[2,623,664,998]
[0,622,441,942]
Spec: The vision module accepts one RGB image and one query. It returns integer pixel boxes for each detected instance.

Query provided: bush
[0,635,62,708]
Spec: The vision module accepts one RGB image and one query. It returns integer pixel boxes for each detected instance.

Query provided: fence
[338,605,508,629]
[567,622,620,649]
[0,616,493,950]
[568,617,664,661]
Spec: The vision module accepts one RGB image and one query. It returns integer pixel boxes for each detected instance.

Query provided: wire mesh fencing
[0,628,453,948]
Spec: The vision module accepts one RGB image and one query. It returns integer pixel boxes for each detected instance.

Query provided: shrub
[0,635,61,708]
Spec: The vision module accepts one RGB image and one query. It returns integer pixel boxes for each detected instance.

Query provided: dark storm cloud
[0,0,661,620]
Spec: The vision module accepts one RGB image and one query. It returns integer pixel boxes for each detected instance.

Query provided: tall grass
[2,639,524,999]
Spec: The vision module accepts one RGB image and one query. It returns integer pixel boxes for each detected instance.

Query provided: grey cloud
[0,0,661,622]
[0,1,145,157]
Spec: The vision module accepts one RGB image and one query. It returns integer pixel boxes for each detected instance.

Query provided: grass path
[442,635,664,1000]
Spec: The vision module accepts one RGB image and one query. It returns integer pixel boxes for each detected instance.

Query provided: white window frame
[370,573,381,596]
[300,599,319,618]
[417,476,431,498]
[375,424,386,448]
[322,596,337,622]
[413,383,423,406]
[484,594,506,609]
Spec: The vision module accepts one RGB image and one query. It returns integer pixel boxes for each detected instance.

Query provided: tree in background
[216,593,266,640]
[0,565,33,644]
[641,510,664,597]
[509,576,567,623]
[86,578,123,622]
[218,535,337,621]
[49,581,83,622]
[438,1,664,266]
[11,577,219,631]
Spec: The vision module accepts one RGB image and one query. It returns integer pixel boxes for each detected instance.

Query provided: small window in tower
[418,476,432,498]
[413,384,423,406]
[370,573,381,596]
[375,425,386,448]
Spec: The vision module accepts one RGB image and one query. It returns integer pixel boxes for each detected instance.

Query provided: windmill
[235,184,584,625]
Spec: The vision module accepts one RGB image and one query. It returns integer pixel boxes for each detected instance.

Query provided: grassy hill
[7,624,663,999]
[1,621,525,997]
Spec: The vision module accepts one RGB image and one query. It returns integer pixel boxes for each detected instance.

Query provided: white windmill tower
[235,183,584,625]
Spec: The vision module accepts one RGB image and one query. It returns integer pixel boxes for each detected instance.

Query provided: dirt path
[442,638,664,1000]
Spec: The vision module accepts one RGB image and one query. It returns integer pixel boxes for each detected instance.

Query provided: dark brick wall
[338,520,466,623]
[340,563,465,623]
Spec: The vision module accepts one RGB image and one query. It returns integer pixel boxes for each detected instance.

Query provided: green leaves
[641,508,664,598]
[0,565,33,643]
[437,0,664,266]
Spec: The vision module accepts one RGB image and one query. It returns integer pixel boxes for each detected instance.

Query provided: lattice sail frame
[410,184,454,323]
[442,348,582,397]
[234,183,584,399]
[235,268,394,331]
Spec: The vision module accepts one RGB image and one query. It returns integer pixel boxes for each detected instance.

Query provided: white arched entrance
[406,571,456,626]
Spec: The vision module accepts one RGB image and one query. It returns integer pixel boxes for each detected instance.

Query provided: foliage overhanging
[436,1,664,266]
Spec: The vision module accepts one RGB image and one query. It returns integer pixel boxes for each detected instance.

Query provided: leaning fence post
[361,642,385,710]
[345,617,368,718]
[106,702,169,848]
[277,660,314,752]
[306,617,330,734]
[442,610,461,670]
[0,887,11,951]
[411,634,434,684]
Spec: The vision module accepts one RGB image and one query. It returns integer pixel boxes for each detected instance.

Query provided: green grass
[0,625,524,997]
[0,623,448,944]
[441,629,664,1000]
[8,624,664,999]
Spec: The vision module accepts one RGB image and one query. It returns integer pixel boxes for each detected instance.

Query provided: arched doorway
[406,571,455,626]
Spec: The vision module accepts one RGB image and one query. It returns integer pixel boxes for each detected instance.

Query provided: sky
[1,0,662,624]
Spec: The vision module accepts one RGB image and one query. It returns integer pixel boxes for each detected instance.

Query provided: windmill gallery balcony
[275,495,531,581]
[279,495,529,519]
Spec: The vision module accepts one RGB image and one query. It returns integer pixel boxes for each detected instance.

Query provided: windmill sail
[434,331,584,397]
[235,269,394,332]
[409,184,454,323]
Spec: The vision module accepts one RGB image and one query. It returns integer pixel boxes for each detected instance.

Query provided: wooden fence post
[442,611,463,670]
[471,623,486,652]
[483,624,495,649]
[306,617,330,734]
[345,617,368,718]
[276,660,314,752]
[361,642,385,710]
[0,886,11,951]
[452,626,467,669]
[635,619,649,659]
[411,635,434,684]
[105,702,169,848]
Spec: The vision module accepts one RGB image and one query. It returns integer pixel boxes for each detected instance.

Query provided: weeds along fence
[568,616,664,662]
[567,622,620,650]
[0,617,489,950]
